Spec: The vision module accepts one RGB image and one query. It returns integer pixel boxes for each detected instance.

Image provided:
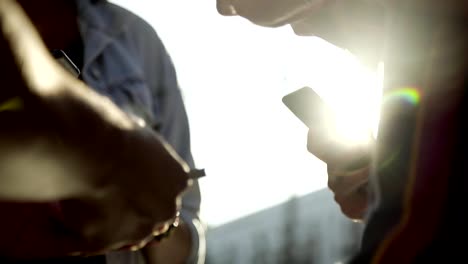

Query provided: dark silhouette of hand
[0,0,189,258]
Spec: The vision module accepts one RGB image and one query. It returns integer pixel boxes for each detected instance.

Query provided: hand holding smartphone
[282,86,335,131]
[283,87,371,220]
[282,87,371,169]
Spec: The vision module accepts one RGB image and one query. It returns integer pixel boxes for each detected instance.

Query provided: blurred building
[206,189,364,264]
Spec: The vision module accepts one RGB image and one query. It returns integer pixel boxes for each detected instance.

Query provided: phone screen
[51,49,80,78]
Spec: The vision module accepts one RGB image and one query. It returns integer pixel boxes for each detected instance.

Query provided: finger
[327,165,370,220]
[334,183,368,220]
[327,165,369,195]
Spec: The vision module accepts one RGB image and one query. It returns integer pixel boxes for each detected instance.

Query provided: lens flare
[383,87,421,106]
[325,62,384,146]
[0,97,23,112]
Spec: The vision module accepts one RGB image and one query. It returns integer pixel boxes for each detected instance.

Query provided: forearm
[143,220,192,264]
[143,181,205,264]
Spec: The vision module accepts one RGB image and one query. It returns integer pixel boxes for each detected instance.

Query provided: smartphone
[51,49,80,78]
[282,87,333,129]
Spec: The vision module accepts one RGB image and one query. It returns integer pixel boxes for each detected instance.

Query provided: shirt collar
[75,0,134,69]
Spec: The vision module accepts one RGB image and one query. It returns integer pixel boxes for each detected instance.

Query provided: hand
[0,0,189,258]
[307,128,372,220]
[327,164,370,220]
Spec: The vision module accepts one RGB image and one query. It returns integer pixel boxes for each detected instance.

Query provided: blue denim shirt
[75,1,204,263]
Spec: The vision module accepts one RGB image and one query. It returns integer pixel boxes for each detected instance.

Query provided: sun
[284,35,384,147]
[328,61,384,147]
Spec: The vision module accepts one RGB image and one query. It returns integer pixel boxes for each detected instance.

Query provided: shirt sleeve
[132,17,206,264]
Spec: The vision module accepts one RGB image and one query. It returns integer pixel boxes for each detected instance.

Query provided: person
[218,0,468,263]
[0,0,204,263]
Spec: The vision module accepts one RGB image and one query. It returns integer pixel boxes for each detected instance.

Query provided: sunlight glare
[284,35,383,147]
[109,0,384,226]
[330,61,383,146]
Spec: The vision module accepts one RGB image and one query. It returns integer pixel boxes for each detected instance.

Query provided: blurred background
[111,1,382,263]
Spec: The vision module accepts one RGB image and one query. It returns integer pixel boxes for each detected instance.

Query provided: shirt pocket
[106,76,161,129]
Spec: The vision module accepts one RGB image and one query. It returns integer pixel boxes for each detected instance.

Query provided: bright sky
[112,0,381,227]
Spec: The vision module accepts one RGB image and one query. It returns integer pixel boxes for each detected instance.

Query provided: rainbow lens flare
[383,87,422,106]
